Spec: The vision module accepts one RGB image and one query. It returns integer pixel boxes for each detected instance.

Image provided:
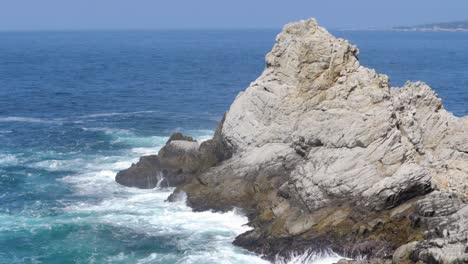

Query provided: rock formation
[116,129,231,188]
[116,19,468,263]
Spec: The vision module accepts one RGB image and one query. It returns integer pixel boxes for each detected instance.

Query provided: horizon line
[0,25,368,33]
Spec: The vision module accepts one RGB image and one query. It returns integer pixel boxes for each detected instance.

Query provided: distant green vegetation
[393,20,468,31]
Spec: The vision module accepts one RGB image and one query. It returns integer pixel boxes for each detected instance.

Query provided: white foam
[0,153,19,166]
[32,159,78,171]
[79,111,157,118]
[81,127,133,136]
[63,186,269,263]
[33,155,136,172]
[136,253,158,264]
[275,250,346,264]
[55,140,269,263]
[0,116,63,124]
[155,172,165,188]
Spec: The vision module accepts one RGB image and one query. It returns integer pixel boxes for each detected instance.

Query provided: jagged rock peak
[222,18,392,153]
[221,18,467,199]
[265,18,361,91]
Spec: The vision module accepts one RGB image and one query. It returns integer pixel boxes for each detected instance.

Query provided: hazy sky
[1,0,468,31]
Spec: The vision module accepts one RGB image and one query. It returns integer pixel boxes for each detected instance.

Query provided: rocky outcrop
[115,132,199,188]
[115,115,232,189]
[116,19,468,263]
[115,127,232,188]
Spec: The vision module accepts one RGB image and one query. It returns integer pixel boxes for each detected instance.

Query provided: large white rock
[220,19,467,211]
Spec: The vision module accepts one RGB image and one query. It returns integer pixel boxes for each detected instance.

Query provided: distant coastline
[392,19,468,32]
[336,20,468,32]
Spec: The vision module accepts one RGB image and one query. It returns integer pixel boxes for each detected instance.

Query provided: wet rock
[115,155,165,189]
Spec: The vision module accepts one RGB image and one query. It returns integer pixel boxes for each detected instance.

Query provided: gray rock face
[116,18,467,262]
[220,19,467,212]
[410,192,468,263]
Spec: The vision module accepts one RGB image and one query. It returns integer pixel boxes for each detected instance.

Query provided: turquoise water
[0,30,466,263]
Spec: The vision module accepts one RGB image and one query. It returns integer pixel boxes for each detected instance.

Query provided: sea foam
[0,116,63,124]
[0,153,19,166]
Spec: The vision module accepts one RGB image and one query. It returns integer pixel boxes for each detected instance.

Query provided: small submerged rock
[116,18,468,263]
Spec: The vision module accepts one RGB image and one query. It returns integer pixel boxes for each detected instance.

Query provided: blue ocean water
[0,30,466,264]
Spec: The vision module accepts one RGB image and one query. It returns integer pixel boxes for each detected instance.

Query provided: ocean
[0,29,466,264]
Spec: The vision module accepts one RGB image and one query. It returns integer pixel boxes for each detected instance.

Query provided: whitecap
[81,127,132,135]
[135,253,158,264]
[82,127,169,151]
[79,111,157,118]
[31,158,85,172]
[31,154,136,174]
[111,135,168,149]
[0,116,62,124]
[0,153,19,166]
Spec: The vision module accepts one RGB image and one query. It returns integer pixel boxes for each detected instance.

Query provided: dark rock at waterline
[115,118,232,189]
[115,132,202,188]
[115,155,165,189]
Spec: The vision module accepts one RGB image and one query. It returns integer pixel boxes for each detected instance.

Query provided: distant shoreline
[392,20,468,32]
[391,27,468,32]
[335,27,468,32]
[336,20,468,32]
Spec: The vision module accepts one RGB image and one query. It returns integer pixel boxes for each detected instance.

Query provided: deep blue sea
[0,29,466,264]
